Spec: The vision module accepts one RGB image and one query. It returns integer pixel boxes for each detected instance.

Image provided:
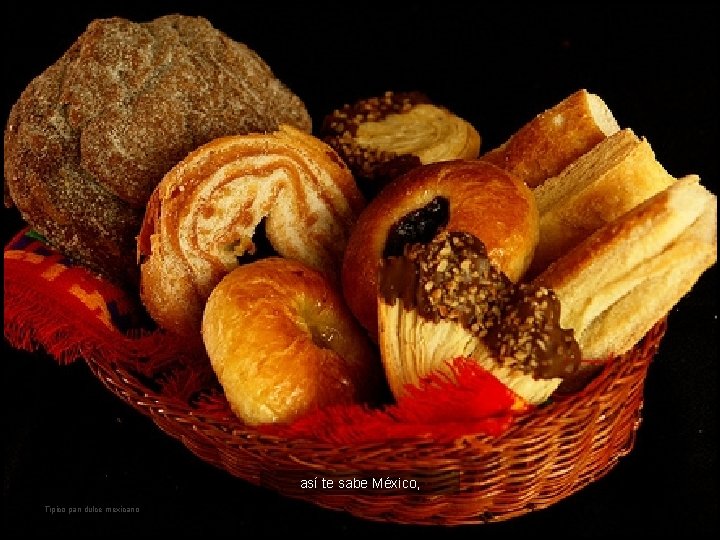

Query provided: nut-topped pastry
[321,91,481,197]
[378,230,580,404]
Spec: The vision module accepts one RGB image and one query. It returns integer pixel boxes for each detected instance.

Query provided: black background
[2,3,717,538]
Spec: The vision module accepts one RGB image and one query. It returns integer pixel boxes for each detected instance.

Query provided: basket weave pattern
[84,320,666,525]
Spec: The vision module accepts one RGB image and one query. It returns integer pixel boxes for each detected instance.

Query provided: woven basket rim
[81,319,666,525]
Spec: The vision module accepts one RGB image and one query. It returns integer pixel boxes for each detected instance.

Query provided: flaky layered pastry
[530,129,675,275]
[378,231,580,405]
[535,176,717,359]
[138,125,365,338]
[321,91,480,195]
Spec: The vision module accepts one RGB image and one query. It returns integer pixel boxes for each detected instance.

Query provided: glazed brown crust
[481,90,619,188]
[4,15,311,285]
[342,160,539,339]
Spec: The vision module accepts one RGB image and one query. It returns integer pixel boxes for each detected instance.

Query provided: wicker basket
[83,319,666,526]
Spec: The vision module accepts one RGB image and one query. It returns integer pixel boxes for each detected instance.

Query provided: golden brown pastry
[342,160,539,340]
[378,231,580,404]
[202,257,379,425]
[321,91,481,197]
[4,15,312,286]
[535,175,717,359]
[138,125,365,339]
[530,129,675,275]
[481,89,619,188]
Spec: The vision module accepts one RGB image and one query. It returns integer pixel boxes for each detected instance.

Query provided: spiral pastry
[137,125,365,338]
[321,91,481,197]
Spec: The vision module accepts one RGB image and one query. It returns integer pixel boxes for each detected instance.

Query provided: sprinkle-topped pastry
[321,91,481,197]
[487,284,581,379]
[378,230,580,404]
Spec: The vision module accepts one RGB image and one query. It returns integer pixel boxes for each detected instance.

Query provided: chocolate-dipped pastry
[321,91,481,198]
[378,230,580,405]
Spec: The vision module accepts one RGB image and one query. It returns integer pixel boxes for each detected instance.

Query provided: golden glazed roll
[202,257,379,425]
[482,89,619,188]
[138,125,365,339]
[342,160,539,340]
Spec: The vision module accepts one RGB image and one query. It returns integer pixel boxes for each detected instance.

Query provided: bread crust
[202,257,378,425]
[4,15,311,285]
[139,125,365,339]
[481,89,619,188]
[342,160,539,339]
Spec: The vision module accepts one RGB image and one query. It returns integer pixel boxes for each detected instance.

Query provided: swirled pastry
[321,91,481,197]
[138,125,365,338]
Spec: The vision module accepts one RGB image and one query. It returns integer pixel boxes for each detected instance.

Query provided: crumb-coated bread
[4,15,312,286]
[320,91,480,198]
[138,125,365,340]
[481,89,619,188]
[202,257,379,425]
[342,160,539,340]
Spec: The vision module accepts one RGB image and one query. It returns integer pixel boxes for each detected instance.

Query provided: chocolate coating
[320,91,430,196]
[379,230,580,380]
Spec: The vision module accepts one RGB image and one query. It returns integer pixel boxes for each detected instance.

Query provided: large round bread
[202,257,379,425]
[342,160,539,339]
[3,15,311,286]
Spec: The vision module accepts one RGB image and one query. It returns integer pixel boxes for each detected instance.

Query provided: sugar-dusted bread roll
[138,125,365,339]
[482,89,619,188]
[535,176,717,359]
[530,129,675,275]
[4,15,311,286]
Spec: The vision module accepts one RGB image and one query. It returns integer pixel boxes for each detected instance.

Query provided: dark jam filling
[235,218,278,265]
[382,196,449,258]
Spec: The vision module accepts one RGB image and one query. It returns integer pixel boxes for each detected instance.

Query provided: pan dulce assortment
[4,15,717,426]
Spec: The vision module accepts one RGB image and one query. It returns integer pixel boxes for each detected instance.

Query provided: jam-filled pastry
[137,125,365,339]
[342,159,538,341]
[320,91,481,197]
[378,230,580,405]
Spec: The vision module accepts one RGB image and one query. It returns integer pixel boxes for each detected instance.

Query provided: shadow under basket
[4,228,666,526]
